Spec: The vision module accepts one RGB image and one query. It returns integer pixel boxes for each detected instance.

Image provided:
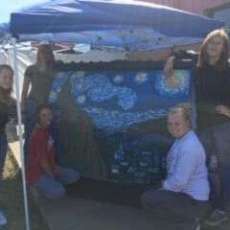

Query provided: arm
[0,109,8,130]
[40,157,55,177]
[40,139,57,177]
[21,78,30,111]
[163,147,198,192]
[21,67,32,111]
[32,129,55,177]
[163,50,198,89]
[163,56,183,89]
[215,105,230,118]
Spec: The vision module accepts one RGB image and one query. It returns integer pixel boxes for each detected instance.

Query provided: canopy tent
[10,0,224,50]
[10,0,223,37]
[8,1,224,230]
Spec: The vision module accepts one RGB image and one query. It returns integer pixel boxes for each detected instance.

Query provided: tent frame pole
[12,38,31,230]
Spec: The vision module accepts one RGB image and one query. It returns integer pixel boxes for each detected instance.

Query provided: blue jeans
[33,167,80,199]
[0,134,7,178]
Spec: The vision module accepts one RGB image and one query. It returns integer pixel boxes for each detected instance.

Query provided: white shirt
[163,130,210,201]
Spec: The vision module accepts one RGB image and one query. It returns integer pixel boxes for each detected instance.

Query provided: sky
[0,0,47,23]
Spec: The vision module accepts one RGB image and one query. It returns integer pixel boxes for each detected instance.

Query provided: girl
[27,105,80,199]
[21,44,56,110]
[0,64,14,226]
[164,29,230,227]
[21,44,57,155]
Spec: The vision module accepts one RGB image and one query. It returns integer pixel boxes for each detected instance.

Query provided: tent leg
[12,38,31,230]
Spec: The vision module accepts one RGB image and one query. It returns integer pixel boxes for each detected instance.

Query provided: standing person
[0,65,14,226]
[164,29,230,227]
[27,105,80,199]
[21,44,56,154]
[141,105,210,230]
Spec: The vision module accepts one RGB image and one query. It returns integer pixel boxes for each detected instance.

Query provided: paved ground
[33,190,230,230]
[35,194,166,230]
[10,140,230,230]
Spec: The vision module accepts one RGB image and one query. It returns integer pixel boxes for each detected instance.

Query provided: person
[21,44,57,155]
[141,105,210,230]
[163,29,230,227]
[0,65,15,226]
[21,44,56,111]
[27,104,80,199]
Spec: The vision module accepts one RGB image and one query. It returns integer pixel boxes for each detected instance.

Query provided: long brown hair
[197,29,229,70]
[36,44,55,67]
[0,64,13,94]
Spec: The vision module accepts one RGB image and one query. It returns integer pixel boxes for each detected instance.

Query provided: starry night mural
[49,63,193,184]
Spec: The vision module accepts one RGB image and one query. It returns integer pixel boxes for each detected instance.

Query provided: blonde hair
[197,29,229,70]
[168,103,192,127]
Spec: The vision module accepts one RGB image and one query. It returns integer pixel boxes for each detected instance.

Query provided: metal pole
[12,38,31,230]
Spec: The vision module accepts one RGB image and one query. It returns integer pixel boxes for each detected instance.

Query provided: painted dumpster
[48,61,193,183]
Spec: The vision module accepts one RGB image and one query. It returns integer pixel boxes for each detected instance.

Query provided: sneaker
[205,209,229,227]
[192,219,201,230]
[194,224,201,230]
[0,211,7,226]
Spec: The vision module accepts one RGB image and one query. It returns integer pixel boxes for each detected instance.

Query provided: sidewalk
[35,193,165,230]
[9,141,163,230]
[9,140,230,230]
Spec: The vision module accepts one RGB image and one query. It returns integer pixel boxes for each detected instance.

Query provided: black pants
[141,189,210,225]
[199,122,230,211]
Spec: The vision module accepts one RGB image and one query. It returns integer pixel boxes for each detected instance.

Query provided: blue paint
[49,69,192,183]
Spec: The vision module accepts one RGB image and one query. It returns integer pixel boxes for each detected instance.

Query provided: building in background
[141,0,230,30]
[206,2,230,28]
[142,0,230,15]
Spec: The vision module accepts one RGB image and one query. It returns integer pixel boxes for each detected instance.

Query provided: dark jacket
[0,88,14,135]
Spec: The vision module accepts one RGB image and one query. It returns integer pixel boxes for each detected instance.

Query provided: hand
[209,155,218,171]
[54,165,62,177]
[215,105,230,118]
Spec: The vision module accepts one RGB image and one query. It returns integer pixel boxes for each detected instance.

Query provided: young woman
[21,44,57,154]
[0,64,14,226]
[27,105,80,199]
[164,29,230,227]
[21,44,56,110]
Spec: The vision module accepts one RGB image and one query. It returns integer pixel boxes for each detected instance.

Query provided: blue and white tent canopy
[10,0,224,51]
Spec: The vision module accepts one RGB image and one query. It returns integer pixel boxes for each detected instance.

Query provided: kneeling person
[141,105,210,228]
[27,105,80,199]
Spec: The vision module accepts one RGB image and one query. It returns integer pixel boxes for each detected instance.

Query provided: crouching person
[141,104,210,229]
[27,104,80,199]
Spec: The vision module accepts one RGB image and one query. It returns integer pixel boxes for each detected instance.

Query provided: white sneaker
[194,223,201,230]
[192,219,201,230]
[0,211,7,226]
[205,209,229,227]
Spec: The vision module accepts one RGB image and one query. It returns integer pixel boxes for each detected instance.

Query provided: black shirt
[194,64,230,130]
